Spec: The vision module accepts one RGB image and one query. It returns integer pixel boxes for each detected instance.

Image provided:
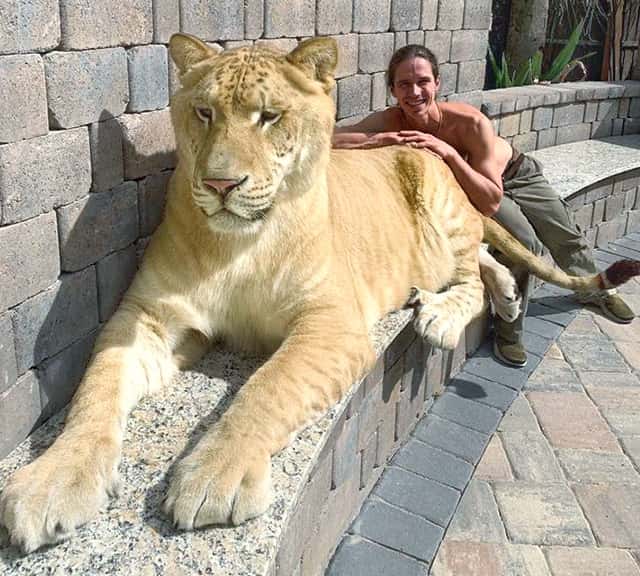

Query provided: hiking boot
[493,335,527,367]
[578,290,635,324]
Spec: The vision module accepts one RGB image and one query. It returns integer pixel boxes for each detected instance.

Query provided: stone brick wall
[0,0,492,459]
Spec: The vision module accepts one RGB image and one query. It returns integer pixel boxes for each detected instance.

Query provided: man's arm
[332,109,406,149]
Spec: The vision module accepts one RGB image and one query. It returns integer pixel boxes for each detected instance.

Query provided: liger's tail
[482,216,640,292]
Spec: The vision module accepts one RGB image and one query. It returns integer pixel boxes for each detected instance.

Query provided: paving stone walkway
[327,233,640,576]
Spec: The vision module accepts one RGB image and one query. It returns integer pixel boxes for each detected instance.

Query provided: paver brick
[437,0,463,30]
[390,0,420,31]
[578,368,640,388]
[438,63,458,97]
[446,480,507,543]
[537,127,557,149]
[447,371,518,411]
[0,212,60,312]
[327,535,426,576]
[332,413,359,489]
[430,391,502,434]
[588,386,640,435]
[0,313,17,395]
[243,0,263,38]
[58,182,139,272]
[119,109,176,180]
[391,438,473,490]
[264,0,314,38]
[373,466,460,527]
[621,437,640,469]
[337,75,372,119]
[457,60,486,93]
[89,118,124,192]
[413,414,490,464]
[60,0,152,49]
[494,482,594,546]
[0,127,91,225]
[138,171,171,236]
[351,498,443,563]
[0,54,48,143]
[152,0,179,43]
[11,267,99,374]
[432,542,551,576]
[423,30,452,64]
[501,429,564,482]
[0,371,41,460]
[421,0,437,29]
[557,448,638,483]
[0,0,60,54]
[574,484,640,547]
[461,344,531,390]
[545,547,640,576]
[449,30,488,63]
[616,340,640,371]
[558,333,628,372]
[463,0,491,29]
[127,45,169,112]
[527,391,620,451]
[371,73,387,111]
[524,316,564,340]
[44,48,129,129]
[525,357,582,391]
[475,435,514,481]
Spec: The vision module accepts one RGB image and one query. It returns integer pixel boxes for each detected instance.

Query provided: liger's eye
[195,107,213,122]
[260,110,281,125]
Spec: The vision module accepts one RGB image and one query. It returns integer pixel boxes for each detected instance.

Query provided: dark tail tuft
[604,259,640,287]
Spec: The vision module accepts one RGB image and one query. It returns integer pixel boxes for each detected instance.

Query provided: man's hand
[398,130,457,161]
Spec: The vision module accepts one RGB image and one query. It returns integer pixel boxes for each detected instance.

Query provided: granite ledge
[0,310,412,575]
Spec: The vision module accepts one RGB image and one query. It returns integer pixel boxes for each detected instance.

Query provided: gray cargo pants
[492,153,597,342]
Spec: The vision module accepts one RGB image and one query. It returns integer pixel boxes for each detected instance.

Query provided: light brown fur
[0,35,564,552]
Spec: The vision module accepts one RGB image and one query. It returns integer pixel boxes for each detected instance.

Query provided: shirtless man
[333,44,634,366]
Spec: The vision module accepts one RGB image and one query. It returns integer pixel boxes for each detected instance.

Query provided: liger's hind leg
[478,247,521,323]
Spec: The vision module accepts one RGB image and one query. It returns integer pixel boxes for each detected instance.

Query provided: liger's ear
[169,33,219,75]
[286,37,338,93]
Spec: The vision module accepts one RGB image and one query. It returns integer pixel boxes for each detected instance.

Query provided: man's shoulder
[441,101,487,128]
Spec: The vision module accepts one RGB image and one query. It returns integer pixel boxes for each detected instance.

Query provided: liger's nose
[202,177,245,198]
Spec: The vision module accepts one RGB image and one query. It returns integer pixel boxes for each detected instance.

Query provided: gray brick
[558,333,628,372]
[60,0,152,49]
[628,209,640,233]
[0,313,17,395]
[499,113,520,137]
[359,33,395,74]
[584,101,598,122]
[152,0,179,43]
[359,429,378,490]
[337,75,372,119]
[630,97,640,117]
[138,171,171,236]
[391,0,420,31]
[353,0,391,32]
[552,103,585,127]
[264,0,314,38]
[371,72,388,111]
[556,123,591,145]
[119,109,176,180]
[182,1,245,39]
[0,213,60,312]
[463,0,491,29]
[438,63,458,97]
[462,344,533,390]
[618,97,630,117]
[0,54,48,143]
[450,29,488,63]
[244,0,264,38]
[605,192,626,221]
[612,117,624,136]
[89,118,124,193]
[11,267,99,374]
[512,131,537,153]
[437,0,463,30]
[532,106,553,130]
[592,119,614,138]
[623,117,640,134]
[351,498,443,563]
[421,0,437,29]
[392,437,473,489]
[597,99,619,121]
[502,429,564,481]
[413,414,490,463]
[96,245,138,321]
[332,413,359,488]
[592,197,605,225]
[536,127,557,149]
[374,466,460,526]
[585,180,613,204]
[423,30,451,63]
[44,48,129,129]
[254,38,298,53]
[0,371,41,459]
[39,329,98,420]
[394,31,407,52]
[519,109,533,132]
[0,128,91,225]
[448,90,483,109]
[457,59,486,93]
[596,216,627,248]
[406,29,424,45]
[327,535,426,576]
[0,0,60,54]
[127,45,169,112]
[317,0,352,35]
[58,182,139,272]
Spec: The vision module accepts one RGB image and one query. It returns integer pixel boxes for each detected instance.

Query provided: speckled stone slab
[0,310,412,576]
[529,135,640,199]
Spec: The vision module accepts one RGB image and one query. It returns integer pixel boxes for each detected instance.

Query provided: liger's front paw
[410,288,464,349]
[0,443,120,553]
[163,435,272,530]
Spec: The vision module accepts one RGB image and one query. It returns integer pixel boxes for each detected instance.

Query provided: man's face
[391,57,440,116]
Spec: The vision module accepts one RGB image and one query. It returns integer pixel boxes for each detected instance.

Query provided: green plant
[488,18,596,88]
